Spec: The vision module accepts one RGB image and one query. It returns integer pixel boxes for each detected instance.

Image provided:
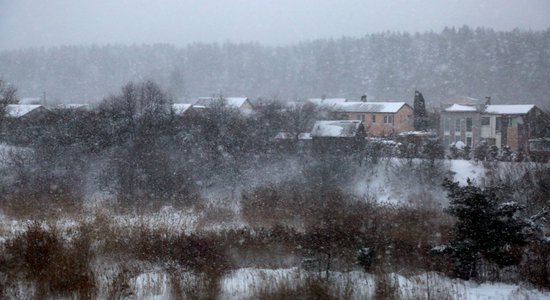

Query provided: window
[372,115,376,123]
[444,118,450,132]
[384,115,393,124]
[357,115,365,122]
[466,118,472,132]
[466,136,472,147]
[481,117,490,126]
[496,117,501,131]
[455,118,461,132]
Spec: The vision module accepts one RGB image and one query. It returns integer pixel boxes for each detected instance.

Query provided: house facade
[440,98,547,152]
[310,120,366,154]
[440,104,480,148]
[329,102,414,137]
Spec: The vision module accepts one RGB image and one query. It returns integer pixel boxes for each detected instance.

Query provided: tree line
[1,26,549,107]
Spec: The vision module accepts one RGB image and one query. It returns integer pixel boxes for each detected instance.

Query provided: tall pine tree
[413,90,428,131]
[439,179,539,280]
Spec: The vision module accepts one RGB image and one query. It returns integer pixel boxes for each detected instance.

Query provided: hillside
[1,27,549,106]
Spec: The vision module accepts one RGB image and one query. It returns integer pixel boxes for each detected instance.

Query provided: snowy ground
[0,158,547,299]
[125,267,550,299]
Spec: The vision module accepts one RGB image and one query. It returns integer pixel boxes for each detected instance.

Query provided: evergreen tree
[413,90,428,131]
[439,179,537,279]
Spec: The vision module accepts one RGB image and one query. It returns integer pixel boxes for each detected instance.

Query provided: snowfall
[0,145,549,299]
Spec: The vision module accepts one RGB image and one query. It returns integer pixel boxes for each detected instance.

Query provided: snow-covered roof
[444,104,477,112]
[225,97,249,108]
[332,102,407,113]
[5,104,46,117]
[484,105,535,115]
[310,120,363,138]
[195,97,249,108]
[172,103,193,115]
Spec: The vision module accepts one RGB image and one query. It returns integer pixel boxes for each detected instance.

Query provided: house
[481,105,545,152]
[440,103,480,148]
[5,104,52,120]
[328,102,414,137]
[194,97,254,113]
[310,120,366,154]
[3,104,54,145]
[440,96,548,152]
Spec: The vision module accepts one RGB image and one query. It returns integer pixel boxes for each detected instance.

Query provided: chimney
[361,94,367,102]
[485,96,491,105]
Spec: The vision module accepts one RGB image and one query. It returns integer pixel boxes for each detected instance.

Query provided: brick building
[327,102,414,137]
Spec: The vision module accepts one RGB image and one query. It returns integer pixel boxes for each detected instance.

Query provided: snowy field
[0,157,548,299]
[109,268,550,299]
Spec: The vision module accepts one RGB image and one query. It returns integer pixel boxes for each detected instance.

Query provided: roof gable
[5,104,47,117]
[195,97,249,109]
[444,104,477,112]
[172,103,193,115]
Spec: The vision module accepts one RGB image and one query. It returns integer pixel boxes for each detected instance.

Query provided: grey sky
[1,0,550,50]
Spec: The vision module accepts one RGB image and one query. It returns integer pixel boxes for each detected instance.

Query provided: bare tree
[0,79,18,133]
[283,102,318,140]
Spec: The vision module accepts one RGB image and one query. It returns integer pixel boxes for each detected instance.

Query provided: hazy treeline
[1,26,549,106]
[0,80,329,213]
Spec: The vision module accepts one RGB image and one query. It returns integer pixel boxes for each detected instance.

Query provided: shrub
[2,222,95,298]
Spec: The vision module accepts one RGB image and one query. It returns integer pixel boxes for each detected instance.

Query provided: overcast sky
[1,0,550,50]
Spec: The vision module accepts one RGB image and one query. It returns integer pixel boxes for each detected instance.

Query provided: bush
[0,149,83,219]
[1,222,95,298]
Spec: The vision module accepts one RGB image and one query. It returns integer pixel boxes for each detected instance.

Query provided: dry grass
[256,276,343,300]
[1,222,96,299]
[373,272,399,300]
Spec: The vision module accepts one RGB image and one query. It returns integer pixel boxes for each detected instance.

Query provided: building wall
[344,105,414,136]
[440,111,481,148]
[480,113,532,152]
[507,126,519,151]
